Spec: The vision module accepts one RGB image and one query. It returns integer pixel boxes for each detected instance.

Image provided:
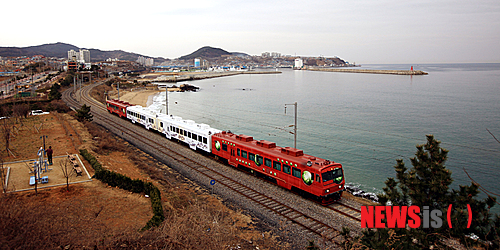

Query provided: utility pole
[165,86,168,115]
[284,102,298,149]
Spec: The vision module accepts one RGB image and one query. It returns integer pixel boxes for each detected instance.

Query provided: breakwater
[307,67,428,75]
[149,70,281,83]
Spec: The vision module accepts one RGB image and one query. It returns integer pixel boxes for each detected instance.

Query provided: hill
[0,42,168,63]
[178,46,234,60]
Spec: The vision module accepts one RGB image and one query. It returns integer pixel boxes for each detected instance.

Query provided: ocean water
[151,63,500,212]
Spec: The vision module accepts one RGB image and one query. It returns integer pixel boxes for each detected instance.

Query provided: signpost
[210,179,215,194]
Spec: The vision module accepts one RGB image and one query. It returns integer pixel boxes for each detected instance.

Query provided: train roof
[158,113,222,135]
[214,131,340,171]
[107,99,133,107]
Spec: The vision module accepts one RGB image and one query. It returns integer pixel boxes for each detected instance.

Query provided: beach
[108,89,161,107]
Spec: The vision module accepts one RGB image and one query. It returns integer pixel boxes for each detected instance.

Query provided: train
[106,99,346,204]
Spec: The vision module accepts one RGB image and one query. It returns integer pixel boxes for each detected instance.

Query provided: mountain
[0,42,168,63]
[0,42,79,58]
[178,46,233,60]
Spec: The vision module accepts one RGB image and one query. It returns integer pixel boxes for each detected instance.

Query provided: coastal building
[194,58,200,67]
[294,58,303,69]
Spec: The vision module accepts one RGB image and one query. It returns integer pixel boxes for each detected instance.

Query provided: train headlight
[325,189,330,193]
[215,141,221,151]
[339,185,342,189]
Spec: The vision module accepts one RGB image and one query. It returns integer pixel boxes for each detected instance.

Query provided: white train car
[156,114,221,153]
[126,105,158,130]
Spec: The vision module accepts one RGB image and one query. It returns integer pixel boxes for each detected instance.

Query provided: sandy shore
[108,89,161,107]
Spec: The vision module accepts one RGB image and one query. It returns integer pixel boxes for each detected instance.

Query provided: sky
[1,0,499,64]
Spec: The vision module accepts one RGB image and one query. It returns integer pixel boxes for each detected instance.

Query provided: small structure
[29,147,50,185]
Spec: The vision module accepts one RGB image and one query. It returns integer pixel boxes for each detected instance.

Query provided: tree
[75,104,93,122]
[0,157,7,193]
[48,84,62,100]
[356,135,498,249]
[60,157,74,191]
[379,135,452,210]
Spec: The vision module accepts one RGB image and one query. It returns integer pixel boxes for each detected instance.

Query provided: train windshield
[322,168,343,184]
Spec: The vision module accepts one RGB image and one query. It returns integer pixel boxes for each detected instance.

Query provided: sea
[149,63,500,213]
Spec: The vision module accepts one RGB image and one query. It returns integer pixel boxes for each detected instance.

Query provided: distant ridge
[179,46,232,60]
[0,42,168,63]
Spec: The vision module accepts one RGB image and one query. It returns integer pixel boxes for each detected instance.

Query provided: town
[0,45,354,99]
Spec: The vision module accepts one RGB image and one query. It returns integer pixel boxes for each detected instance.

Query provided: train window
[249,153,255,161]
[192,133,197,139]
[265,158,272,168]
[241,150,247,158]
[237,149,240,156]
[222,143,227,151]
[322,168,343,184]
[203,137,207,144]
[283,164,291,174]
[188,132,191,138]
[198,135,202,142]
[316,174,320,183]
[176,128,179,133]
[180,129,184,135]
[273,161,281,171]
[160,122,163,127]
[256,155,263,166]
[292,167,301,178]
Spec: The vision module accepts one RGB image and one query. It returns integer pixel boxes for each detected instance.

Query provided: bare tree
[0,157,6,193]
[1,117,14,157]
[60,156,75,191]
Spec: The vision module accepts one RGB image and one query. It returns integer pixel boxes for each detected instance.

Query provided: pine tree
[48,84,62,100]
[359,135,498,249]
[75,104,93,122]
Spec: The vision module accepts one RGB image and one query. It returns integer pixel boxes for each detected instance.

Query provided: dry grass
[0,101,285,249]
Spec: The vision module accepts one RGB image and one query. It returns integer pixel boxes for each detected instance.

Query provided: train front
[317,162,345,204]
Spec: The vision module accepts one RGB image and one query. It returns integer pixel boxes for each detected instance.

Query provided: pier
[307,67,428,75]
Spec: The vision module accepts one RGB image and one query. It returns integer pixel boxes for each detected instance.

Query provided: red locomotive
[211,131,345,204]
[106,99,132,118]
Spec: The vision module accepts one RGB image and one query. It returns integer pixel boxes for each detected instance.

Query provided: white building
[68,50,79,61]
[294,58,303,69]
[137,56,154,66]
[79,49,90,63]
[271,52,281,58]
[68,49,90,63]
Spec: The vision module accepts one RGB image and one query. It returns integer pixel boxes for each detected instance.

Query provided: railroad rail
[62,83,362,245]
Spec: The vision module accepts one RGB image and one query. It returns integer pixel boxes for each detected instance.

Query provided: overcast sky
[2,0,499,63]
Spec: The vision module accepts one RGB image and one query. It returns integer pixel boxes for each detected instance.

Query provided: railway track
[62,83,363,245]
